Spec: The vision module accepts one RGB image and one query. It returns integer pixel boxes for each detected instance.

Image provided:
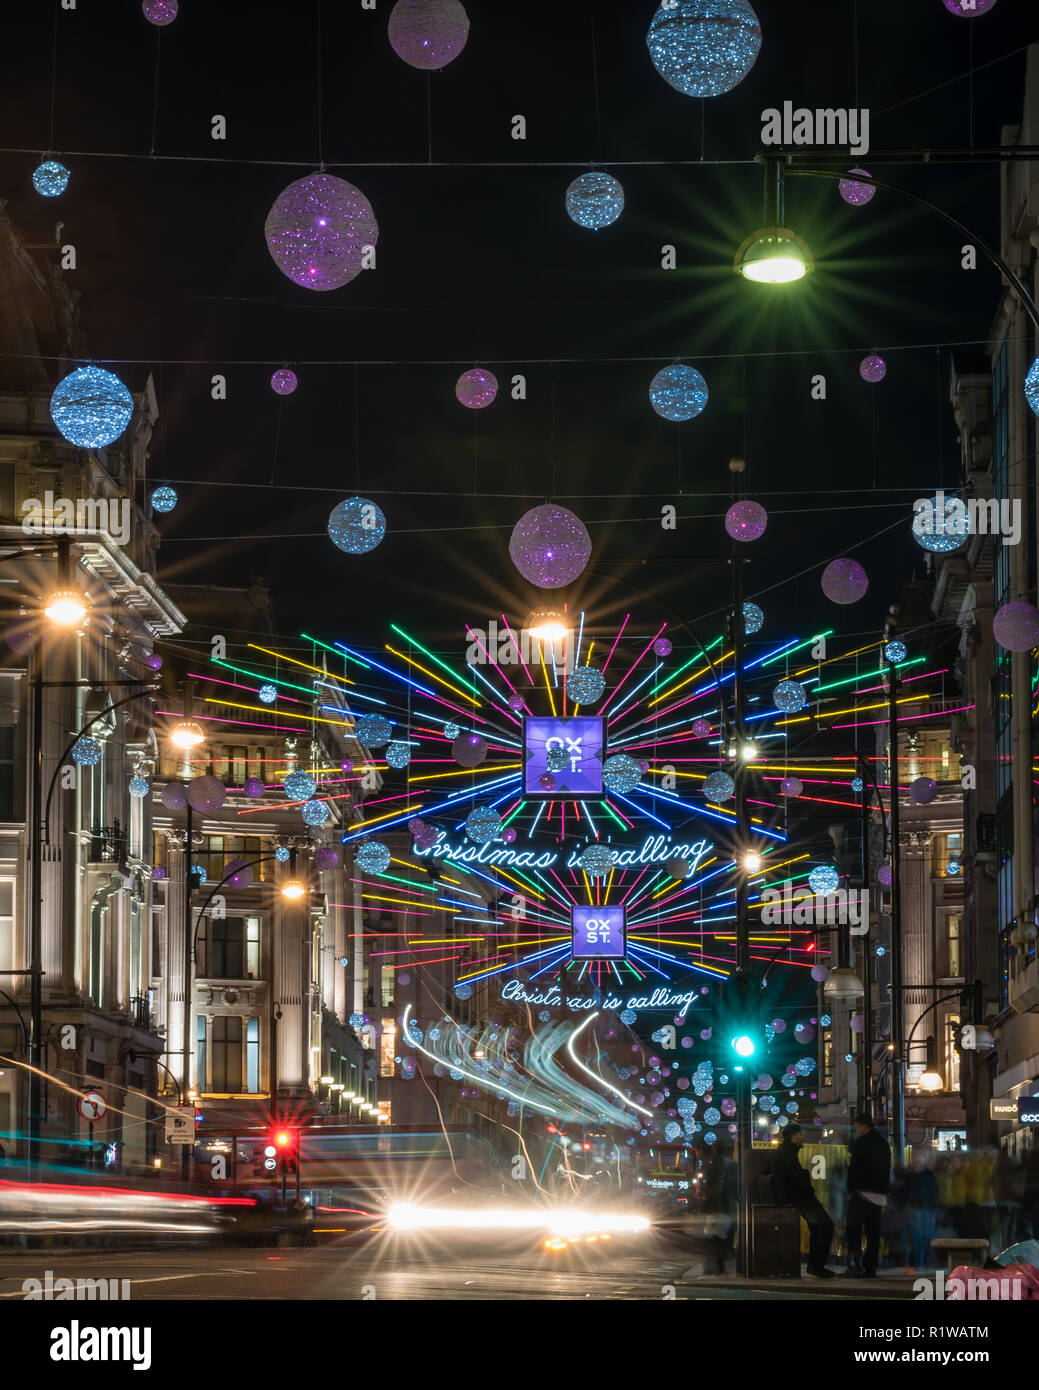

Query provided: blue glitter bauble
[274,846,291,863]
[258,684,277,705]
[649,364,709,421]
[465,806,501,844]
[568,665,605,705]
[32,159,69,197]
[150,486,177,513]
[703,1130,717,1145]
[603,753,641,794]
[301,799,329,826]
[357,840,391,874]
[128,777,150,798]
[71,737,102,766]
[356,713,393,748]
[704,1106,721,1125]
[403,1019,423,1045]
[664,1121,682,1142]
[883,640,907,663]
[794,1057,816,1075]
[444,722,460,740]
[620,1009,637,1025]
[385,740,412,769]
[565,171,624,230]
[808,865,840,895]
[1026,357,1039,416]
[786,1101,799,1114]
[647,0,762,98]
[703,771,735,803]
[327,496,386,554]
[772,679,807,713]
[911,495,968,553]
[743,601,764,633]
[190,865,207,885]
[546,745,570,772]
[284,771,317,801]
[349,1012,364,1027]
[852,776,864,793]
[820,1014,831,1027]
[453,983,472,1001]
[50,367,134,449]
[946,859,960,877]
[579,845,616,878]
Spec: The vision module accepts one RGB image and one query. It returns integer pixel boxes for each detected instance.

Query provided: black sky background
[0,0,1036,661]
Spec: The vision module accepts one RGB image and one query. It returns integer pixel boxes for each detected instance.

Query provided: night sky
[0,0,1034,659]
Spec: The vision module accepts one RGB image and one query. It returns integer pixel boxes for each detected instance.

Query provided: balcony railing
[86,822,127,864]
[129,994,151,1031]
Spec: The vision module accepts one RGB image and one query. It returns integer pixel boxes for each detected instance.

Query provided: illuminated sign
[499,979,700,1018]
[414,831,713,876]
[571,904,626,960]
[524,716,604,798]
[1020,1098,1039,1125]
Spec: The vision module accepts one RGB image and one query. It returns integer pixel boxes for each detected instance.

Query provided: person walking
[844,1111,891,1278]
[770,1123,836,1279]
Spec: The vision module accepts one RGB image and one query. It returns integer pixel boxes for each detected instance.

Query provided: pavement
[0,1237,934,1300]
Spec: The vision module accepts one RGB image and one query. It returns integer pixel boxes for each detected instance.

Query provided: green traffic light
[731,1034,756,1058]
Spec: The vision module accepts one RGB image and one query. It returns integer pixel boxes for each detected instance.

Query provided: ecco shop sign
[1020,1099,1039,1125]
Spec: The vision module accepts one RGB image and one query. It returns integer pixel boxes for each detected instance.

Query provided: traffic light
[718,971,762,1071]
[265,1128,298,1176]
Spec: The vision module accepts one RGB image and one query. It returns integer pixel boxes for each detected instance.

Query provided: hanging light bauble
[265,172,378,292]
[50,366,133,449]
[646,0,762,99]
[508,504,591,588]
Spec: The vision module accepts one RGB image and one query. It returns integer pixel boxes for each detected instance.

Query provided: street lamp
[823,966,865,1001]
[169,717,205,750]
[919,1037,944,1094]
[526,608,567,643]
[733,226,813,284]
[741,850,762,874]
[43,586,89,627]
[281,848,307,900]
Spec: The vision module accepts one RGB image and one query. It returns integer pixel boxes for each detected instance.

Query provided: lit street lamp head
[168,718,205,750]
[734,226,813,284]
[281,878,306,900]
[526,608,567,643]
[43,587,89,627]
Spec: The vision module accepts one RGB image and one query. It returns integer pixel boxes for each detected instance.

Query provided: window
[0,881,12,973]
[246,1017,259,1093]
[245,918,260,978]
[0,727,15,821]
[821,1026,833,1088]
[933,832,963,878]
[381,966,395,1008]
[946,913,962,979]
[380,1019,396,1078]
[944,1014,961,1094]
[225,746,249,785]
[211,1016,243,1093]
[196,1016,206,1091]
[198,918,245,979]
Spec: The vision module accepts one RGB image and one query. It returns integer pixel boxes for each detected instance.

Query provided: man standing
[771,1123,835,1278]
[845,1111,891,1278]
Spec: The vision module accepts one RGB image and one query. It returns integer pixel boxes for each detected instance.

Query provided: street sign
[990,1098,1018,1120]
[165,1109,195,1144]
[78,1091,106,1122]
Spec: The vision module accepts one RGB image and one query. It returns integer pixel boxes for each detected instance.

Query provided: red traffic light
[275,1131,292,1148]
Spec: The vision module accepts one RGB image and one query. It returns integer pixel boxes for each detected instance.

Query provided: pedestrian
[844,1111,891,1279]
[770,1123,836,1279]
[908,1155,939,1269]
[0,1139,6,1162]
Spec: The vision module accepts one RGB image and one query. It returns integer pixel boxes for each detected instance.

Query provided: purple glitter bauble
[142,0,178,25]
[152,865,166,880]
[456,368,498,409]
[187,775,227,814]
[315,847,340,871]
[453,732,487,768]
[876,864,892,887]
[692,718,712,737]
[756,1074,773,1091]
[724,499,768,542]
[508,693,525,710]
[539,773,557,791]
[161,782,188,810]
[942,0,997,13]
[408,817,426,834]
[653,637,673,657]
[265,173,378,293]
[414,826,438,851]
[244,777,265,799]
[147,653,163,670]
[794,1022,815,1044]
[850,1013,865,1034]
[508,504,592,589]
[838,168,875,206]
[821,557,868,605]
[810,965,829,984]
[388,0,470,70]
[910,776,938,806]
[224,858,254,889]
[502,828,517,844]
[771,1018,786,1033]
[780,776,803,798]
[993,601,1039,652]
[859,354,887,383]
[271,369,298,396]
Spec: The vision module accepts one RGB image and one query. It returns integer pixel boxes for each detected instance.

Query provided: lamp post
[883,636,907,1165]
